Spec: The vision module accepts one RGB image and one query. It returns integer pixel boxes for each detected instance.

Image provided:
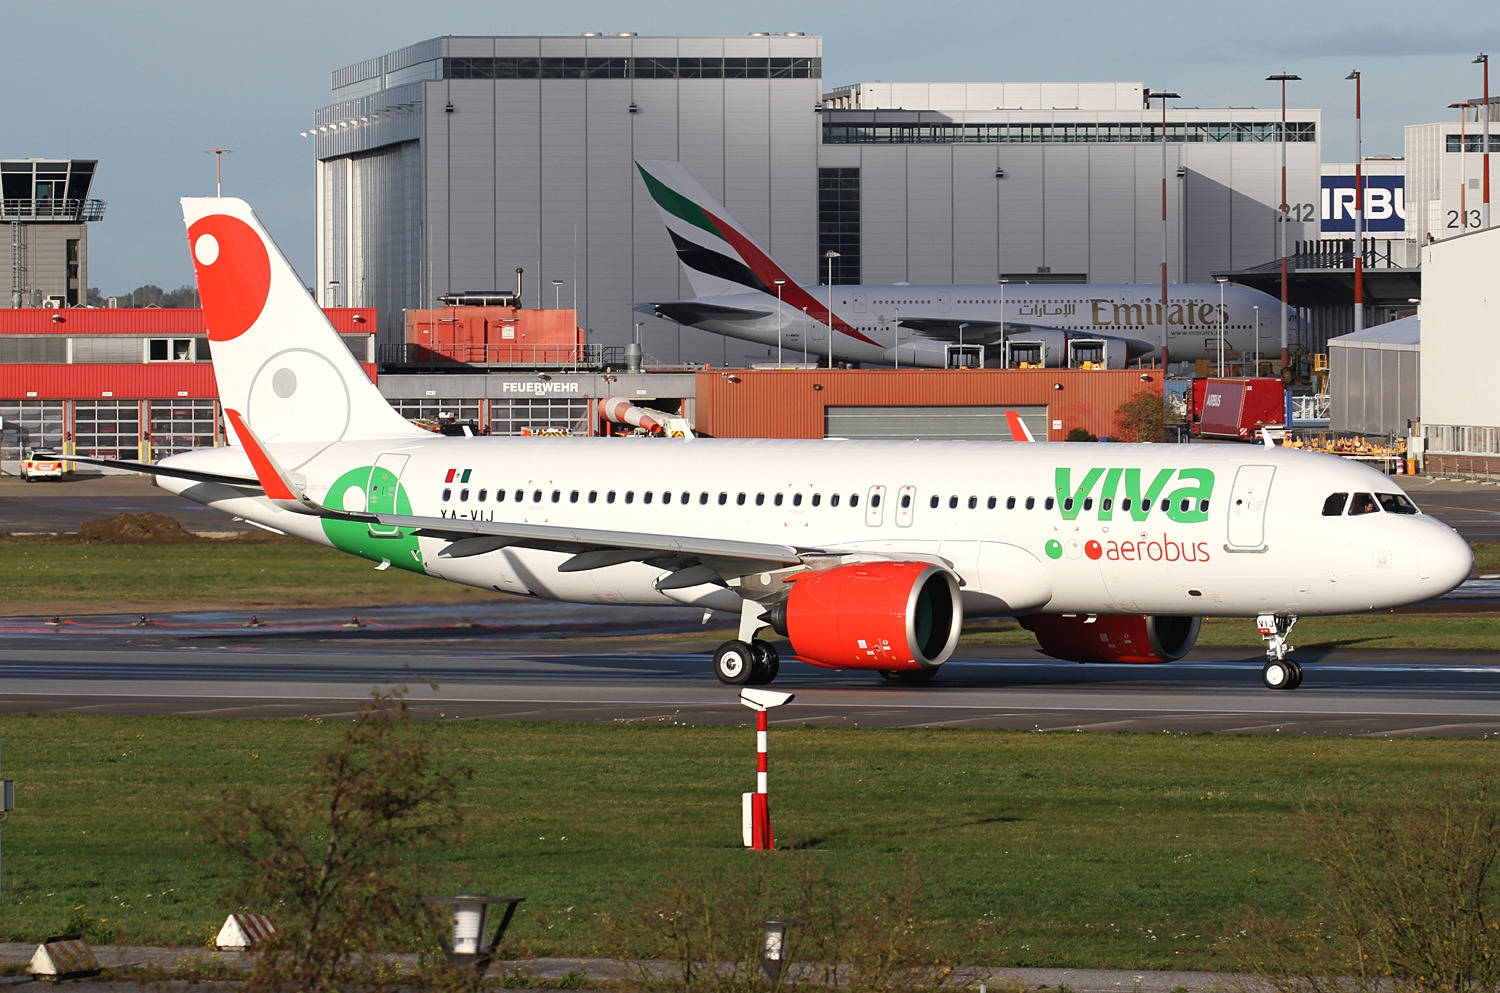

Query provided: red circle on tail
[186,214,271,342]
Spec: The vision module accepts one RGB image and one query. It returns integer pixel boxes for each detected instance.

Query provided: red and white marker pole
[739,687,794,851]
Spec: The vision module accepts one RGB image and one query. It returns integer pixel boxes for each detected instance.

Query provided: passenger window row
[436,486,1208,515]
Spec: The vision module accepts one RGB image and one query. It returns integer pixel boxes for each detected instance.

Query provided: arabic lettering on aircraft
[1054,467,1214,525]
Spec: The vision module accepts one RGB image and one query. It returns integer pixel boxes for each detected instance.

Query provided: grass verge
[1,715,1497,970]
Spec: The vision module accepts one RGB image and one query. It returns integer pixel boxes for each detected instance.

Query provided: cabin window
[1006,496,1016,510]
[987,496,996,509]
[606,490,616,504]
[587,491,597,503]
[1199,499,1209,512]
[1377,493,1419,515]
[699,492,709,505]
[831,494,841,507]
[901,493,912,509]
[719,492,729,505]
[968,496,978,510]
[681,491,691,504]
[442,488,452,502]
[1025,496,1035,510]
[929,495,940,509]
[625,491,635,504]
[1045,497,1055,510]
[497,489,507,502]
[792,493,802,506]
[949,496,959,509]
[850,494,860,508]
[755,493,765,506]
[1101,497,1112,512]
[643,491,653,504]
[1348,493,1379,516]
[532,489,542,502]
[551,489,561,503]
[459,488,469,502]
[1179,498,1191,513]
[514,489,524,502]
[662,491,672,504]
[1321,493,1348,516]
[1083,498,1093,510]
[478,489,488,502]
[871,492,882,508]
[811,493,821,507]
[737,492,747,506]
[774,493,784,506]
[1063,498,1075,512]
[1121,497,1132,511]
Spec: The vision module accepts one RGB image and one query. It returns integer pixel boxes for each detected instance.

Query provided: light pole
[999,277,1008,368]
[1252,303,1261,374]
[801,307,808,365]
[551,279,563,309]
[205,147,232,197]
[1346,70,1364,334]
[1267,73,1301,377]
[1477,53,1491,229]
[774,279,786,367]
[1451,101,1473,228]
[1215,277,1227,376]
[1146,88,1179,370]
[328,279,341,308]
[823,249,840,369]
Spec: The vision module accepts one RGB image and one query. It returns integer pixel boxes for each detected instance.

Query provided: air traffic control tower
[3,158,106,309]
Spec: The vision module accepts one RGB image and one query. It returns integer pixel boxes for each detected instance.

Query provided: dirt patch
[61,513,292,545]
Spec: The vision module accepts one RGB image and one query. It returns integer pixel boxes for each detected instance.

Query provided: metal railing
[378,342,625,371]
[1291,393,1330,422]
[1,198,107,222]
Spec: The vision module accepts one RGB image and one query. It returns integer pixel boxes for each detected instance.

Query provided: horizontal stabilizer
[637,300,772,325]
[29,452,260,489]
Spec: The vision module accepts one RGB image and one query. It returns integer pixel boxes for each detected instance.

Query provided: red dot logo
[1084,540,1103,560]
[186,214,271,342]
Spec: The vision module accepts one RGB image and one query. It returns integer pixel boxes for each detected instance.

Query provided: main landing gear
[1257,613,1302,689]
[713,639,780,685]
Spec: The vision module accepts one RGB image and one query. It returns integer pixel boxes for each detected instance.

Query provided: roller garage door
[825,405,1046,441]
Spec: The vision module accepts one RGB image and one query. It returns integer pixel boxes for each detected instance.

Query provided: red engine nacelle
[770,562,963,672]
[1028,614,1202,663]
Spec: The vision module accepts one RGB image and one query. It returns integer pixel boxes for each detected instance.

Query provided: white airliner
[636,159,1298,370]
[63,197,1470,692]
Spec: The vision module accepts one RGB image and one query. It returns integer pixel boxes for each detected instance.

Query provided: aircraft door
[853,293,867,314]
[865,484,886,527]
[1225,464,1276,551]
[366,453,410,538]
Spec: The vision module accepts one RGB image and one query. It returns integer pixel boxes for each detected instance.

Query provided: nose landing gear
[1257,613,1302,689]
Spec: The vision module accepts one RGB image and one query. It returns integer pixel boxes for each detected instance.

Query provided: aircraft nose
[1417,523,1473,598]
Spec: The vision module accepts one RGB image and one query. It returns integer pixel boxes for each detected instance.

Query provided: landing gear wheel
[1285,659,1303,689]
[749,641,780,685]
[880,667,940,684]
[1262,659,1295,690]
[714,640,756,685]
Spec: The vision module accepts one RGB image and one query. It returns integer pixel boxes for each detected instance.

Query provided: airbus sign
[1321,175,1406,234]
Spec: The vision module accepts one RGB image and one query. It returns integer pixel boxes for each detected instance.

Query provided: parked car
[19,450,64,481]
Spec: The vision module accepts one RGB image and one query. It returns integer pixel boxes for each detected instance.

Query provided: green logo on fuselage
[1054,467,1214,525]
[320,465,426,573]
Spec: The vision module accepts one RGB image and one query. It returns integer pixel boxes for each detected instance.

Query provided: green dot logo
[1044,539,1063,560]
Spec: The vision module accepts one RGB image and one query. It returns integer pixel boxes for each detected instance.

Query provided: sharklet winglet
[223,408,325,514]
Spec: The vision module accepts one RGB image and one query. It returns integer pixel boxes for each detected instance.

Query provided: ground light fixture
[762,918,803,985]
[418,894,524,974]
[739,687,794,850]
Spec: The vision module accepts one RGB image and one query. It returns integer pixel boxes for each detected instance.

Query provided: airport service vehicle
[20,450,64,481]
[635,159,1297,370]
[1190,378,1287,441]
[58,198,1471,692]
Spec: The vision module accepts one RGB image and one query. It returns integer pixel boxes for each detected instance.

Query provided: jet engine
[769,562,962,672]
[1027,613,1202,663]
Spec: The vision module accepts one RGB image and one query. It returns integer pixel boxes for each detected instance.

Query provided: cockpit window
[1377,492,1419,515]
[1321,493,1348,517]
[1348,492,1380,516]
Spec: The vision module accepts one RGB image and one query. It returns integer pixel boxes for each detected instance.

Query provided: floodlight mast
[1267,73,1301,375]
[1145,88,1179,370]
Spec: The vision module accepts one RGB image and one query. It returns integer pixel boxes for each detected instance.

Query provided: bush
[205,688,474,992]
[1113,390,1169,443]
[1242,775,1500,993]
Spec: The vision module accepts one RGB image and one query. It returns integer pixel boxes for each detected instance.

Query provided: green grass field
[0,715,1496,970]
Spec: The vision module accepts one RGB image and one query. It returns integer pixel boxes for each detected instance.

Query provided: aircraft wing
[896,317,1062,344]
[636,300,772,324]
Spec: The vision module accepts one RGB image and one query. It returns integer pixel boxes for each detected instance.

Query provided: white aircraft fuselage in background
[64,195,1467,693]
[635,159,1299,369]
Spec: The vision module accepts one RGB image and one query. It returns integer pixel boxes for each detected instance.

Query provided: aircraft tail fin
[181,197,425,445]
[635,159,798,300]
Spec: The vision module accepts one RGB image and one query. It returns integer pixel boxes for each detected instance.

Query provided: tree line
[85,284,200,308]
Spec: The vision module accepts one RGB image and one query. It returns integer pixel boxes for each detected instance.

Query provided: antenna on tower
[205,148,232,197]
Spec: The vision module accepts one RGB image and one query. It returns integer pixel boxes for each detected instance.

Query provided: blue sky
[7,0,1493,294]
